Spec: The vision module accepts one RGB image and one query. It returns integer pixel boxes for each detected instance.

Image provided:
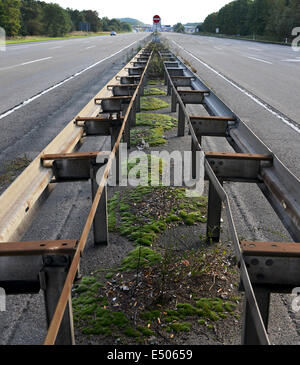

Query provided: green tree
[247,0,273,36]
[120,21,132,32]
[0,0,21,36]
[266,0,293,40]
[202,13,218,33]
[42,3,72,36]
[20,0,44,35]
[290,0,300,29]
[66,8,86,31]
[82,10,101,32]
[173,22,185,33]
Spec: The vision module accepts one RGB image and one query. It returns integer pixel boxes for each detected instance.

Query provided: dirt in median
[73,75,243,345]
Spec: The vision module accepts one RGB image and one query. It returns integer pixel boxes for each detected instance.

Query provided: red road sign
[153,15,161,24]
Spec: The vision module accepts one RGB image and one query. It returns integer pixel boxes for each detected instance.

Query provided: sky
[43,0,233,25]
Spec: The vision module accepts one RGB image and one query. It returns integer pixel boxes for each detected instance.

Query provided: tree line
[198,0,300,42]
[0,0,132,37]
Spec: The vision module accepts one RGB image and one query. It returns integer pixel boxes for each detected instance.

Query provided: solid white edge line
[0,39,140,120]
[172,40,300,135]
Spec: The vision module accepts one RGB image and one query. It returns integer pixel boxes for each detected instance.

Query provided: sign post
[153,15,161,43]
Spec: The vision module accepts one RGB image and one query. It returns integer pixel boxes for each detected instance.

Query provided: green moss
[131,126,166,147]
[224,302,236,312]
[105,272,114,279]
[148,80,159,85]
[121,246,162,271]
[144,88,167,96]
[208,311,220,322]
[147,79,164,86]
[107,186,207,247]
[137,326,155,337]
[166,214,181,223]
[136,113,176,130]
[123,327,141,338]
[140,97,169,111]
[177,303,200,316]
[140,310,161,321]
[74,283,89,293]
[170,322,192,333]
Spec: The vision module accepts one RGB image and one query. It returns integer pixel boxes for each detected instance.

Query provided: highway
[0,33,149,170]
[0,32,299,345]
[161,33,300,344]
[162,33,300,179]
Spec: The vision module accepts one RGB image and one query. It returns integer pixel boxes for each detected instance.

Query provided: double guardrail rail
[160,45,300,345]
[0,41,153,345]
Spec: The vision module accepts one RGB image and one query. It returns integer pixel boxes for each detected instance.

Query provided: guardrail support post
[242,287,270,345]
[206,178,223,242]
[178,104,185,137]
[191,137,201,179]
[129,105,136,128]
[40,257,75,345]
[111,126,121,185]
[90,165,109,246]
[164,69,168,86]
[171,88,177,113]
[167,79,172,96]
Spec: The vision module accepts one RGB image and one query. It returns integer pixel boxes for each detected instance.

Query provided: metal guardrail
[160,47,300,345]
[0,40,153,345]
[1,39,299,346]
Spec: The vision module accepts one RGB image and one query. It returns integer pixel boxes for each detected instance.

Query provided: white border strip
[172,40,300,134]
[0,40,140,120]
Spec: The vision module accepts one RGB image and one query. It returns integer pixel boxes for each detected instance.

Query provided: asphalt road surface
[162,33,300,180]
[0,32,149,168]
[0,33,148,114]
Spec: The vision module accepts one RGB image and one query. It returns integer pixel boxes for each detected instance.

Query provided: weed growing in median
[144,88,166,96]
[140,97,169,111]
[131,113,177,147]
[108,183,207,247]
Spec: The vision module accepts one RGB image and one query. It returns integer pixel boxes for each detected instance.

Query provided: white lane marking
[50,46,63,50]
[0,40,140,120]
[21,57,52,66]
[172,40,300,134]
[86,46,96,50]
[247,47,262,51]
[281,59,300,62]
[246,56,272,64]
[0,57,53,71]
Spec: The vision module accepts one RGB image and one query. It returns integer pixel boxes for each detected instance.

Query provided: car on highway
[110,31,117,36]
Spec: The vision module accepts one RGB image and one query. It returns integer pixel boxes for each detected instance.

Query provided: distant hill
[118,18,145,26]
